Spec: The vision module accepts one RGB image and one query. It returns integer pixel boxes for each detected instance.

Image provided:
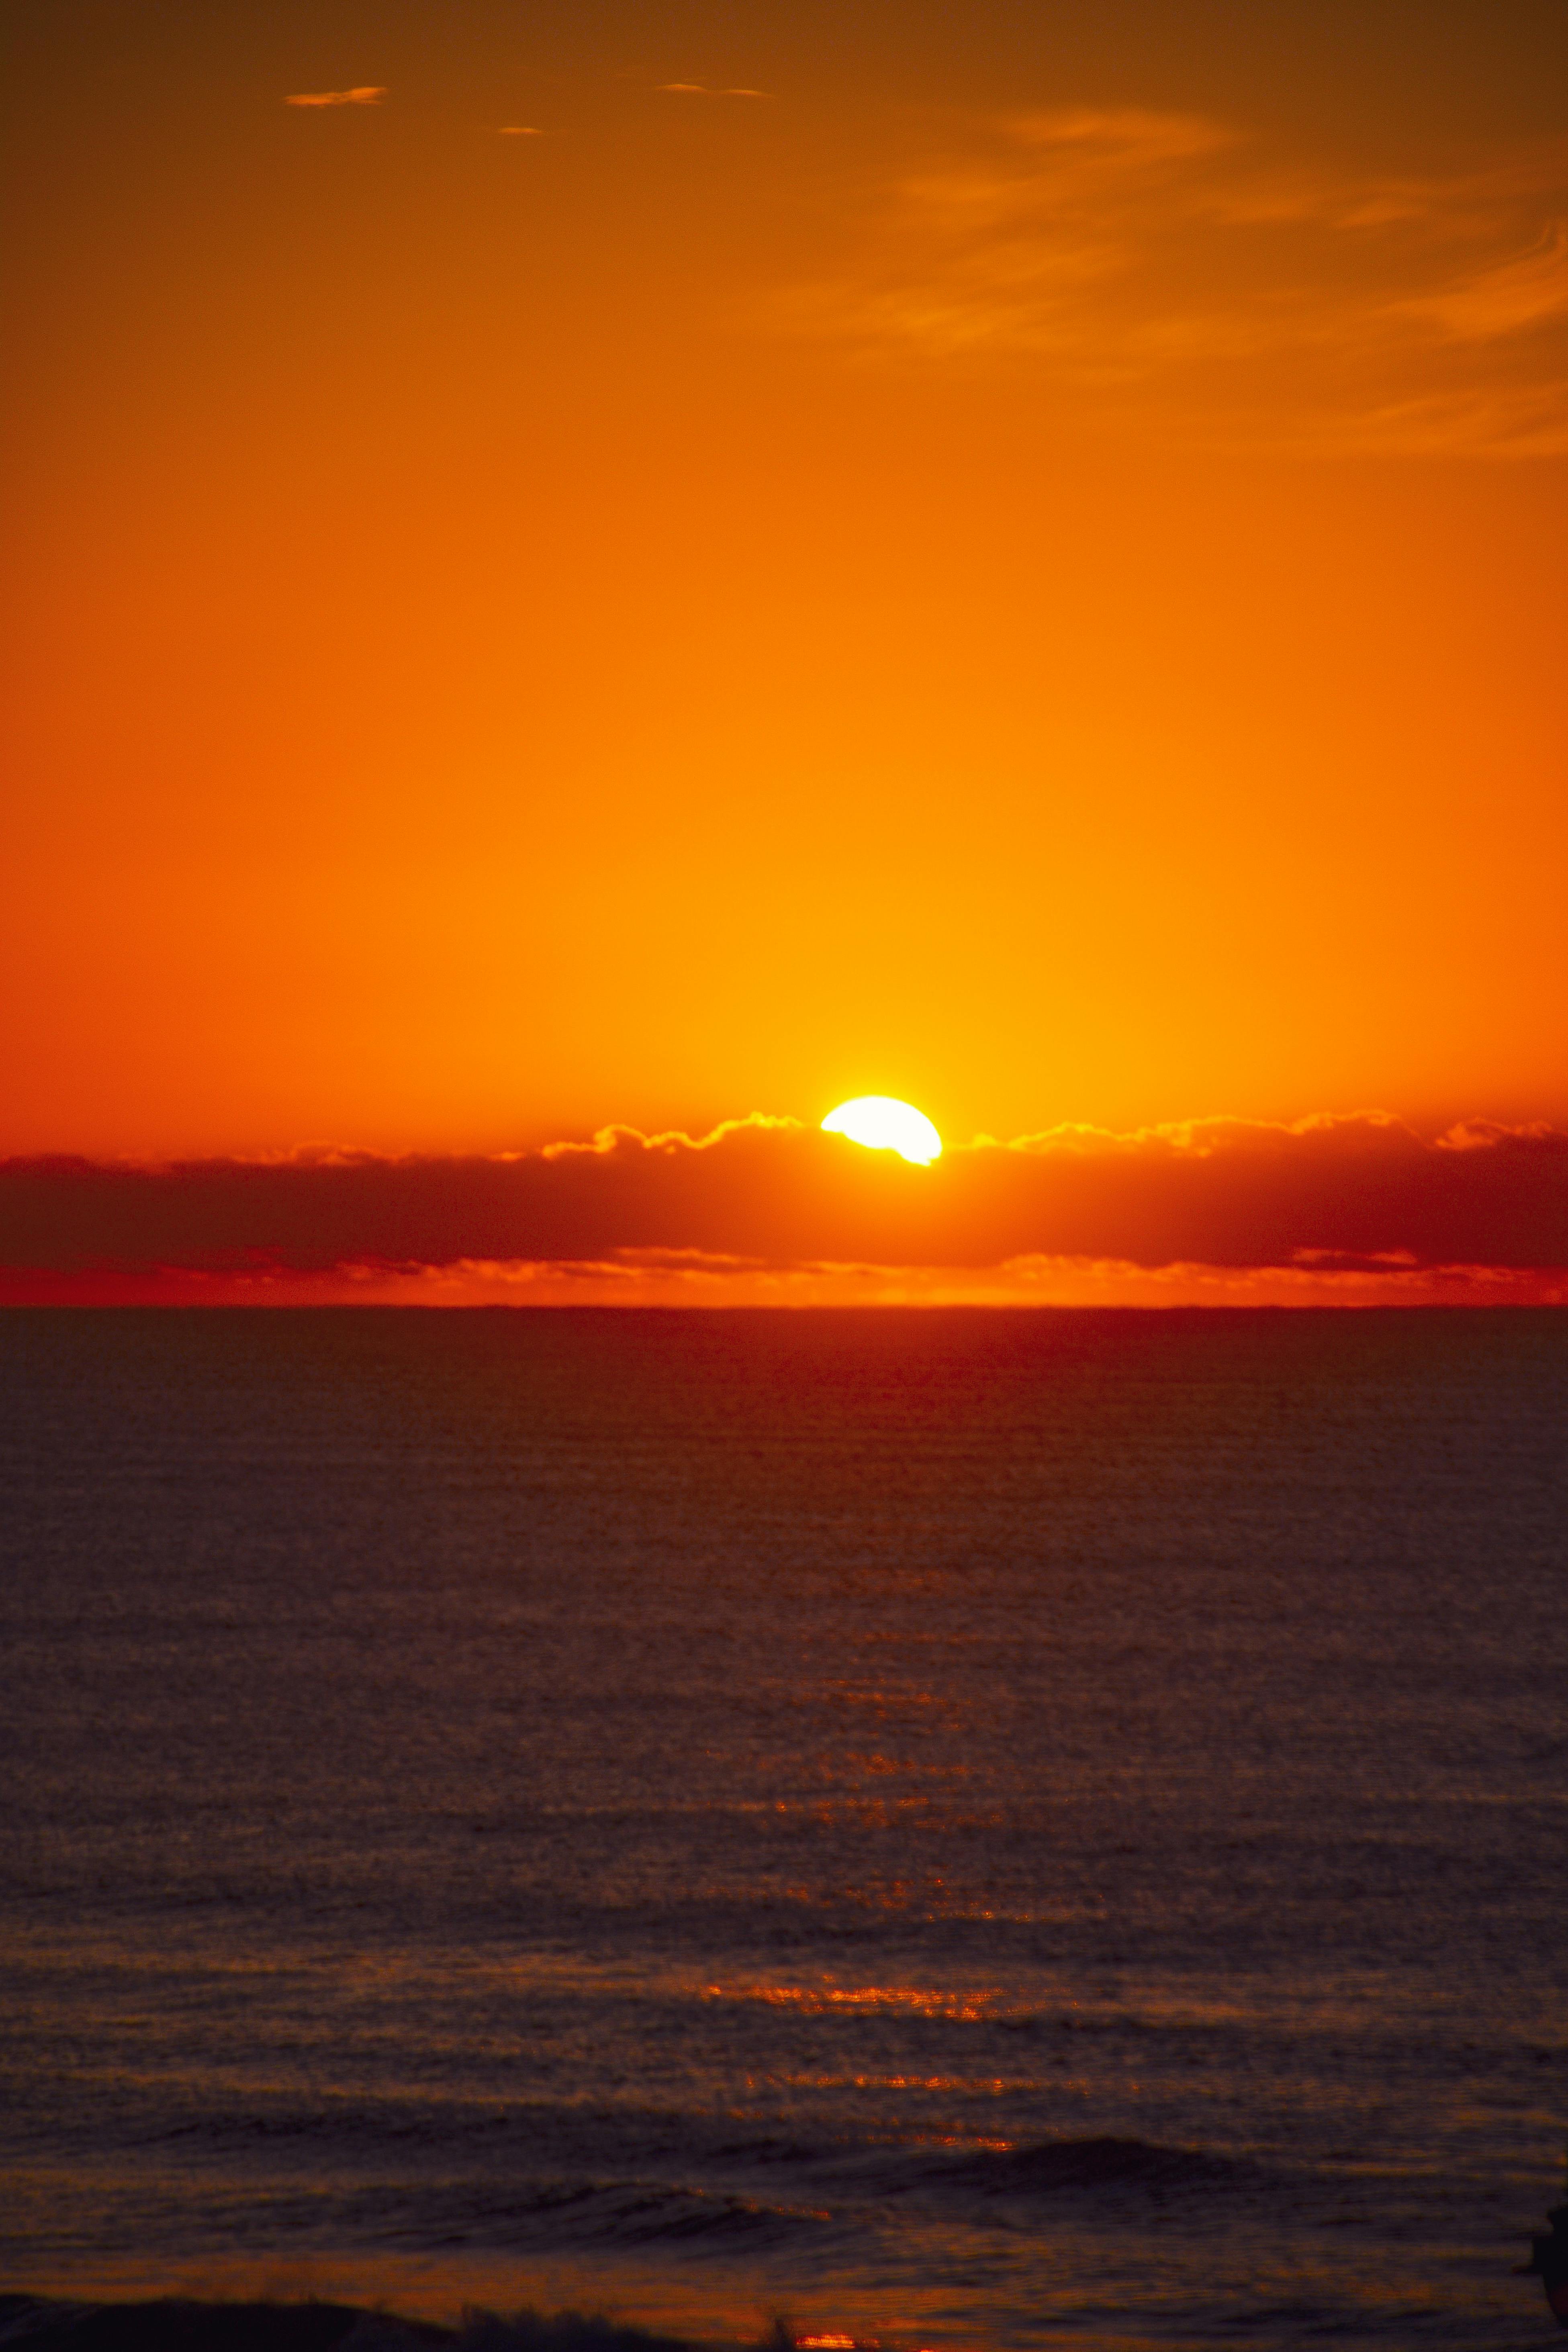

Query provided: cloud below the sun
[3,1114,1566,1300]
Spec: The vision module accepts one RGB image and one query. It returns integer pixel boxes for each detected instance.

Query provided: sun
[821,1096,942,1166]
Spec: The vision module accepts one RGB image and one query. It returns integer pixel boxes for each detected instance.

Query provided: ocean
[1,1307,1564,2348]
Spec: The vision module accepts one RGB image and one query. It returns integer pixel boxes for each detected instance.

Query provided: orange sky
[4,2,1566,1298]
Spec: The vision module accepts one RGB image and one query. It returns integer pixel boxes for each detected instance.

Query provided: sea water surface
[1,1308,1564,2348]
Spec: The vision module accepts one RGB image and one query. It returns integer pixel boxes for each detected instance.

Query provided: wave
[498,2181,832,2250]
[942,2133,1264,2196]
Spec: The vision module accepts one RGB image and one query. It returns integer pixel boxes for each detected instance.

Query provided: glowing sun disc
[822,1096,942,1165]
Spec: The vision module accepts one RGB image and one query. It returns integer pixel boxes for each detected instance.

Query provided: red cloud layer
[2,1114,1565,1287]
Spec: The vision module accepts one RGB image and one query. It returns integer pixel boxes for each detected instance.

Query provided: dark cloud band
[2,1114,1565,1279]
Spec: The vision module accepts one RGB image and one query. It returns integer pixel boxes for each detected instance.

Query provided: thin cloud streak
[284,86,386,108]
[3,1115,1565,1296]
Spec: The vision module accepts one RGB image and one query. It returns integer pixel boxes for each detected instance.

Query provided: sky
[4,0,1566,1302]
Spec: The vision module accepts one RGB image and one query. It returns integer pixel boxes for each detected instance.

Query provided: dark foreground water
[1,1308,1565,2349]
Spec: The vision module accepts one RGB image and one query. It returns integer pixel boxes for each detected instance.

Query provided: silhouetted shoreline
[0,2301,703,2352]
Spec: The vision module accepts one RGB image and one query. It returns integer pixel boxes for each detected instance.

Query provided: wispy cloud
[771,110,1568,456]
[656,82,767,98]
[1392,221,1568,340]
[497,125,545,137]
[284,86,386,109]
